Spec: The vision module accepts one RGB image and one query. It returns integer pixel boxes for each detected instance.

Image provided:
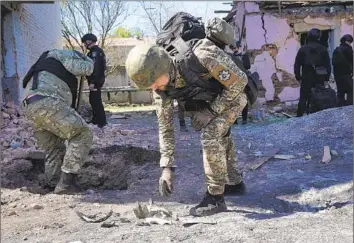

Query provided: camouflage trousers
[201,93,247,195]
[23,97,93,187]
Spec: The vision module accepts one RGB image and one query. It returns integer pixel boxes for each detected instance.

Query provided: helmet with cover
[125,44,172,89]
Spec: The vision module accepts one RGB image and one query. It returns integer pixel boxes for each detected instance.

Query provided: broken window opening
[298,29,332,48]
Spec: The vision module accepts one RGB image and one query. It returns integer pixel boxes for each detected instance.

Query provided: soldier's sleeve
[50,50,94,77]
[193,39,248,114]
[152,91,175,168]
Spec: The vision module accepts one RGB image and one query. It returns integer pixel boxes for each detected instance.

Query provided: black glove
[191,106,217,131]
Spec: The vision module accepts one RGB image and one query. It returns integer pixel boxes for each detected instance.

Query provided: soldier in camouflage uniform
[126,38,248,216]
[22,49,94,194]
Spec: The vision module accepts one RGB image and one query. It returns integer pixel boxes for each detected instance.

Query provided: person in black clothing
[332,34,353,106]
[294,28,331,117]
[230,41,251,124]
[81,33,107,128]
[177,100,188,132]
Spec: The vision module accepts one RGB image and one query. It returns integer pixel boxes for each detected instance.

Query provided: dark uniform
[87,45,107,127]
[333,34,353,106]
[81,33,107,128]
[294,28,331,117]
[177,100,188,131]
[231,51,251,123]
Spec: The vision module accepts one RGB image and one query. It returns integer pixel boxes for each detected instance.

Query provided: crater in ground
[1,145,160,194]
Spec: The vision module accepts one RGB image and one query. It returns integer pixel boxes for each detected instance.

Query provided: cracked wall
[233,2,353,103]
[245,13,300,102]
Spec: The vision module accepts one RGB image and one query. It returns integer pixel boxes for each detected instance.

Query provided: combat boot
[224,181,246,196]
[189,191,227,217]
[54,172,82,195]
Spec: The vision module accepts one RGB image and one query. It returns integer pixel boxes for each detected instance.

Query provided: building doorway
[298,29,333,48]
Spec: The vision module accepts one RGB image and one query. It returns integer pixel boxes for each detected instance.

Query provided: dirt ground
[1,106,353,243]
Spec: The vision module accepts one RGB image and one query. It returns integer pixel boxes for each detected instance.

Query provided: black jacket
[87,45,106,88]
[333,43,353,77]
[294,41,331,83]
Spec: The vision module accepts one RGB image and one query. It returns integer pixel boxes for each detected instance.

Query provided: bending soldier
[22,49,94,194]
[126,13,248,217]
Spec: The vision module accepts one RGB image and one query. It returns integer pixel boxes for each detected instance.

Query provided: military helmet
[125,43,171,89]
[81,33,98,43]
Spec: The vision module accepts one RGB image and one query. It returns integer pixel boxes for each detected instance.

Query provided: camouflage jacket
[23,49,94,106]
[154,38,248,167]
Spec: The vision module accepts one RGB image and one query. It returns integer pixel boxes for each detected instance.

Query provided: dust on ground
[1,105,353,243]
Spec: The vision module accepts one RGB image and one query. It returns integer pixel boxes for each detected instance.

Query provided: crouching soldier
[22,49,94,194]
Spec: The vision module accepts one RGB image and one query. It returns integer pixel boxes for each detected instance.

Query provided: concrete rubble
[322,145,332,163]
[1,103,36,152]
[0,103,157,159]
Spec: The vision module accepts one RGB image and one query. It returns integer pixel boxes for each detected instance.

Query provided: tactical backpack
[309,83,337,113]
[156,12,259,105]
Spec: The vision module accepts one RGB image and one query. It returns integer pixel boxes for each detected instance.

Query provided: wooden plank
[282,112,293,118]
[82,87,150,94]
[76,77,84,110]
[249,148,280,171]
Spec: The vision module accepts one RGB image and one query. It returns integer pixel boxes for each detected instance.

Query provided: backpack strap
[22,51,49,89]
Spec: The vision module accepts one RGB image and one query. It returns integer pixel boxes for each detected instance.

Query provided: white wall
[2,2,61,103]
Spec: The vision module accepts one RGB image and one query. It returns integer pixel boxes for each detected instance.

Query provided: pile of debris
[1,103,159,191]
[0,103,156,155]
[76,199,217,229]
[1,103,37,151]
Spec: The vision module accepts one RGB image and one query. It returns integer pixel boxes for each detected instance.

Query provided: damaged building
[224,1,353,104]
[1,1,61,126]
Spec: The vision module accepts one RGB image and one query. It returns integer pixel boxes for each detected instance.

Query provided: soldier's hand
[159,167,174,197]
[191,107,217,131]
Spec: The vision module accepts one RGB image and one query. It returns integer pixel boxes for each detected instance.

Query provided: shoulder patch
[218,70,231,81]
[210,65,237,87]
[91,52,97,58]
